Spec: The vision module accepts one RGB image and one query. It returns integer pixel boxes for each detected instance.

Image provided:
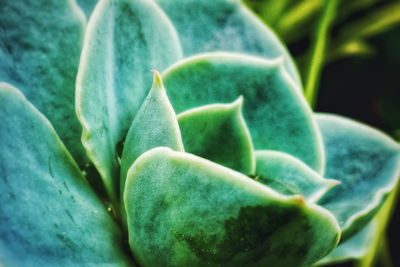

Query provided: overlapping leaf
[156,0,301,86]
[317,113,400,241]
[163,53,325,174]
[124,147,340,267]
[0,0,87,164]
[255,150,338,202]
[178,97,255,174]
[76,0,183,202]
[0,83,133,266]
[120,71,184,195]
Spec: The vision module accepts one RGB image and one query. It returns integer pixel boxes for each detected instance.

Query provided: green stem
[304,0,338,109]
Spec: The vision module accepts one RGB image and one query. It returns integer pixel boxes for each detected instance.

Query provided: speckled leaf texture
[163,53,325,174]
[316,221,377,266]
[178,97,255,175]
[76,0,183,201]
[0,0,88,164]
[156,0,301,87]
[255,151,338,202]
[124,147,340,267]
[317,113,400,241]
[0,83,133,266]
[120,71,184,196]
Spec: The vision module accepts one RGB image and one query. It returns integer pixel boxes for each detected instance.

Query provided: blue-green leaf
[124,147,340,267]
[255,150,339,202]
[163,53,325,174]
[316,221,377,266]
[0,0,87,164]
[120,71,184,195]
[156,0,301,86]
[0,83,133,266]
[76,0,98,18]
[317,113,400,241]
[177,97,255,174]
[76,0,183,202]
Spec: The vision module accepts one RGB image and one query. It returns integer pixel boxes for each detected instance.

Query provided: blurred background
[244,0,400,266]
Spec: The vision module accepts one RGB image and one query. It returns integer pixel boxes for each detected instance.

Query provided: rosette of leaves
[1,0,399,266]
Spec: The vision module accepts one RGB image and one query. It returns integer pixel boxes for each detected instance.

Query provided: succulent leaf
[177,97,255,174]
[76,0,98,17]
[255,150,339,202]
[156,0,301,87]
[76,0,183,201]
[0,0,88,164]
[316,113,400,241]
[120,70,184,195]
[124,147,340,267]
[316,221,377,266]
[163,53,325,174]
[0,83,133,266]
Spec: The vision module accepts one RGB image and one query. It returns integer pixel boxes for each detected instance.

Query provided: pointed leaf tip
[151,69,164,89]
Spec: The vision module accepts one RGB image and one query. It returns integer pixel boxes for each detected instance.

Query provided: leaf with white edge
[0,83,133,266]
[120,70,184,195]
[76,0,183,202]
[156,0,301,87]
[124,147,340,267]
[255,150,339,202]
[0,0,87,164]
[163,53,325,174]
[316,221,377,266]
[317,113,400,241]
[178,96,255,174]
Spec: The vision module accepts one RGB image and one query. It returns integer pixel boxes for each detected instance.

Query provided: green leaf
[76,0,183,202]
[120,71,184,195]
[177,97,255,175]
[316,221,377,266]
[163,53,325,174]
[316,113,400,241]
[76,0,98,18]
[255,150,339,202]
[156,0,301,87]
[0,0,87,164]
[0,83,133,266]
[124,147,340,267]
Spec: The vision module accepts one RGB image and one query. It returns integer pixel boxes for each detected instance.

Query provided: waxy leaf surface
[163,53,325,174]
[156,0,301,86]
[178,97,255,174]
[316,221,377,266]
[317,113,400,241]
[0,0,87,164]
[125,147,340,267]
[255,151,338,202]
[76,0,182,201]
[0,83,132,266]
[120,71,184,195]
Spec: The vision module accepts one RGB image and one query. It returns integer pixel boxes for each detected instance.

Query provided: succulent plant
[1,0,399,266]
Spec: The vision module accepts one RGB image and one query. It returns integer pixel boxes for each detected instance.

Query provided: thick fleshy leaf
[156,0,301,87]
[317,113,400,241]
[177,97,255,174]
[316,221,377,266]
[255,151,338,202]
[76,0,183,201]
[0,0,87,164]
[163,53,325,174]
[0,83,133,266]
[125,147,340,267]
[76,0,98,17]
[120,71,183,194]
